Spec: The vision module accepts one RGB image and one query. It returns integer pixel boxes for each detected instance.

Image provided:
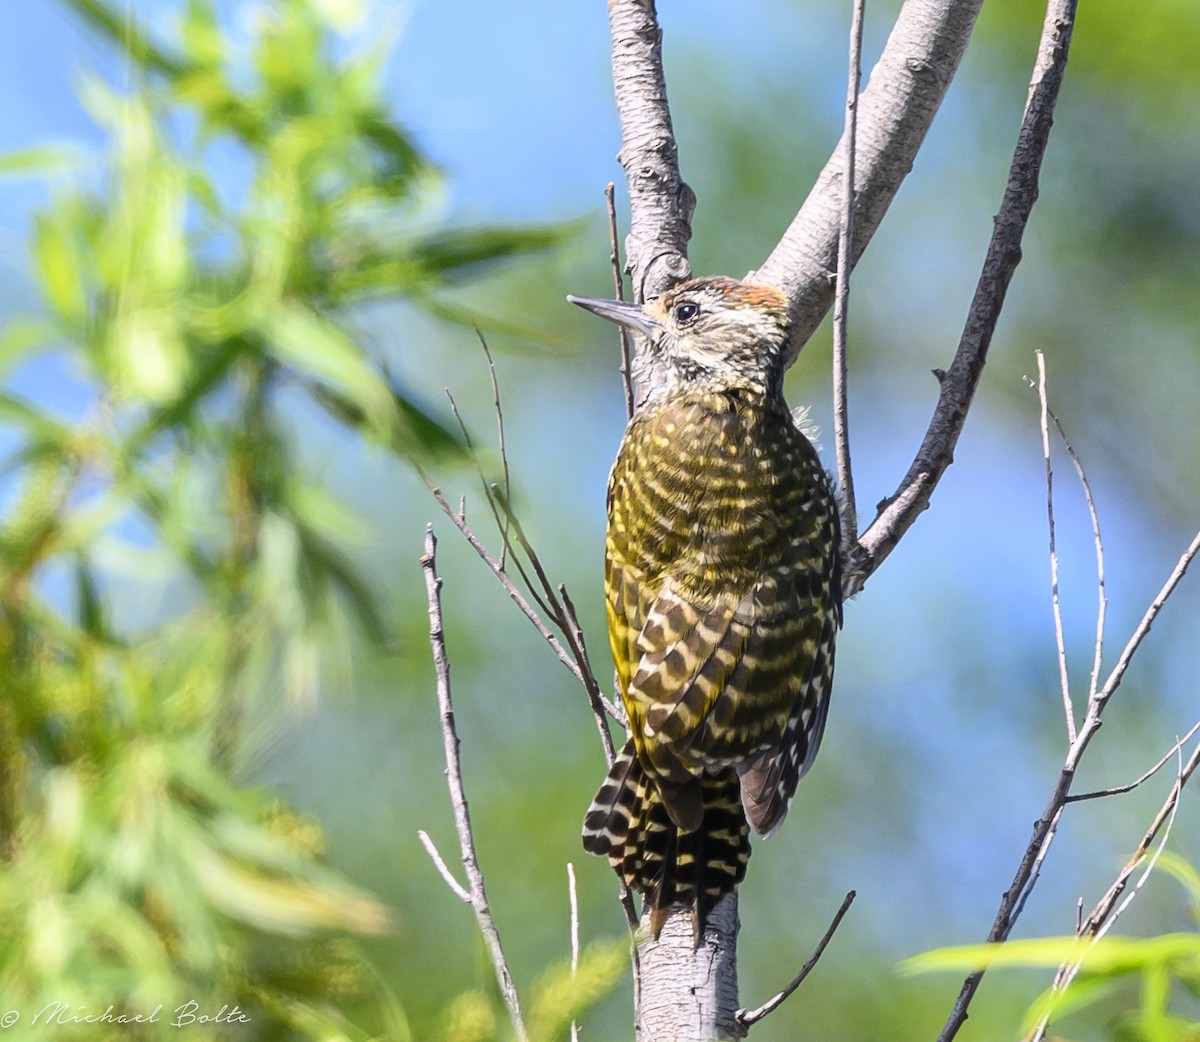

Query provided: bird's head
[569,276,791,397]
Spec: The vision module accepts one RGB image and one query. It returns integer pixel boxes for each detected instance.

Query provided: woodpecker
[569,275,842,937]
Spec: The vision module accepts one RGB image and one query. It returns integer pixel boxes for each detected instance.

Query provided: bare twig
[606,182,636,419]
[1034,352,1077,743]
[417,829,470,904]
[560,582,622,763]
[479,332,513,566]
[1027,353,1109,723]
[422,477,583,678]
[937,417,1200,1038]
[444,388,526,592]
[436,349,624,757]
[568,862,581,1042]
[1027,733,1200,1042]
[1052,405,1109,704]
[1092,526,1200,713]
[832,0,866,544]
[854,0,1077,595]
[493,486,622,757]
[1079,735,1200,939]
[735,890,856,1029]
[1065,720,1200,803]
[420,527,528,1042]
[1008,806,1064,929]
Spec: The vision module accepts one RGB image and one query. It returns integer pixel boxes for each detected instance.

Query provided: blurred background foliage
[1,0,1199,1040]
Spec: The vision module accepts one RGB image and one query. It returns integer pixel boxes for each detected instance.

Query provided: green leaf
[359,115,427,190]
[295,523,391,646]
[408,223,579,283]
[1020,973,1122,1035]
[392,386,470,461]
[73,553,109,640]
[190,837,390,938]
[0,391,72,443]
[527,941,628,1042]
[32,213,88,324]
[1157,852,1200,915]
[309,378,467,464]
[260,303,394,435]
[61,0,186,77]
[904,933,1200,977]
[128,335,250,449]
[179,0,225,68]
[0,319,56,379]
[0,145,89,178]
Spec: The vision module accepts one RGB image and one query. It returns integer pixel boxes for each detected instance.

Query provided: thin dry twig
[1053,408,1109,705]
[479,332,513,566]
[1065,720,1200,803]
[427,364,636,924]
[938,397,1200,1039]
[606,182,636,420]
[735,890,857,1028]
[493,486,621,758]
[1080,734,1200,938]
[1027,350,1110,727]
[420,526,528,1042]
[422,477,585,682]
[444,388,529,596]
[568,862,581,1042]
[561,581,624,762]
[1027,733,1200,1042]
[417,829,470,904]
[436,344,624,760]
[832,0,866,544]
[755,0,986,356]
[1092,526,1200,714]
[1033,352,1077,743]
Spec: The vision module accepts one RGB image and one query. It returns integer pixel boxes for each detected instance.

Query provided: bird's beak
[567,295,663,339]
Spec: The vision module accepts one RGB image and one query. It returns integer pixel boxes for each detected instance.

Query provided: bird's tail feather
[582,739,751,938]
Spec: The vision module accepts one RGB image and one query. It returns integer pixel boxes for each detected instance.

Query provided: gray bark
[753,0,987,364]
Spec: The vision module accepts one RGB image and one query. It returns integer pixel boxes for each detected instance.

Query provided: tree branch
[606,0,696,408]
[1064,721,1200,803]
[935,360,1200,1040]
[1034,352,1079,744]
[420,526,528,1042]
[754,0,985,358]
[1027,732,1200,1042]
[606,182,636,420]
[853,0,1077,593]
[832,0,867,544]
[735,890,856,1029]
[606,2,694,302]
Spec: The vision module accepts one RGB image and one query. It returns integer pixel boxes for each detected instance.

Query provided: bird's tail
[582,739,750,937]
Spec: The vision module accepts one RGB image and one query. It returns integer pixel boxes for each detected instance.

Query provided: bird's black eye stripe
[674,302,700,324]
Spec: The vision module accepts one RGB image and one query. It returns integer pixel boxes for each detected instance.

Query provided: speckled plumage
[572,276,841,935]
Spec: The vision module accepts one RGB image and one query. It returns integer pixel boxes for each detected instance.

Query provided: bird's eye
[674,302,700,324]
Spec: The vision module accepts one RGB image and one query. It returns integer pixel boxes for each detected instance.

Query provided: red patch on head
[675,276,787,312]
